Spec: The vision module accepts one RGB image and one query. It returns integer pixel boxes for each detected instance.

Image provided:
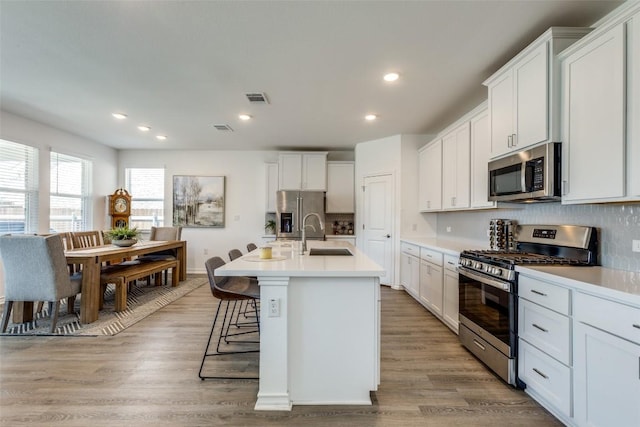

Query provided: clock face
[114,197,128,213]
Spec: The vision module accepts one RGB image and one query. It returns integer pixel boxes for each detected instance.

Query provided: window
[50,152,92,232]
[125,168,165,230]
[0,140,38,234]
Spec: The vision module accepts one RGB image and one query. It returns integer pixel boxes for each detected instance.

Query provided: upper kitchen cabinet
[278,151,328,191]
[418,138,442,212]
[560,3,640,204]
[441,122,470,210]
[326,161,355,213]
[484,27,591,159]
[469,103,496,209]
[265,162,278,213]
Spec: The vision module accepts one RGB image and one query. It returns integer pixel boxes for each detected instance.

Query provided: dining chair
[69,230,102,248]
[199,256,260,380]
[0,234,82,333]
[137,226,182,284]
[246,243,257,252]
[228,249,243,261]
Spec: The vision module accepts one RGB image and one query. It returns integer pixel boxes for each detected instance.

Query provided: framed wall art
[173,175,225,227]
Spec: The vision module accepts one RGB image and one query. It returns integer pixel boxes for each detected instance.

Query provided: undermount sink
[308,248,353,256]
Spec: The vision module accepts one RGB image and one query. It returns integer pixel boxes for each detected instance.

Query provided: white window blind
[125,168,165,230]
[50,152,92,232]
[0,139,38,234]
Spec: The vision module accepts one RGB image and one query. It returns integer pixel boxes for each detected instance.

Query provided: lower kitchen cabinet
[419,248,443,317]
[400,243,420,299]
[442,255,459,333]
[573,292,640,427]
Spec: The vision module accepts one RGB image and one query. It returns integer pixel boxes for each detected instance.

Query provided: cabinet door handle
[532,323,548,333]
[531,289,547,297]
[512,133,517,147]
[507,134,512,147]
[633,324,640,330]
[562,180,569,196]
[533,368,548,379]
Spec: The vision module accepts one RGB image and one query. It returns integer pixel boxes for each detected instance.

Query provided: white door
[362,174,394,285]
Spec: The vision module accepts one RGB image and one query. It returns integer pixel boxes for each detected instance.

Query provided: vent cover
[213,124,233,132]
[245,92,269,104]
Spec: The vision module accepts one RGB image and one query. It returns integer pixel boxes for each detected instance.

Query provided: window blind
[125,168,165,230]
[50,151,92,232]
[0,140,38,234]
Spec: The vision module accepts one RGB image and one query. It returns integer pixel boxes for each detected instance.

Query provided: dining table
[63,240,187,323]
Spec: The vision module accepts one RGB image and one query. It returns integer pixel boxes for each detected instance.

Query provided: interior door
[362,174,394,284]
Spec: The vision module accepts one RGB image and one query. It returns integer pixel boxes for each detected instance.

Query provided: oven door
[458,266,516,358]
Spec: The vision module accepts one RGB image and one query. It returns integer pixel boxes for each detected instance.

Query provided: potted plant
[265,219,276,235]
[106,226,140,247]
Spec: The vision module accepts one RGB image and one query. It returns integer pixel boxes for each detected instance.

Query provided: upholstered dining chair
[246,243,257,252]
[199,256,260,380]
[228,249,243,261]
[137,226,182,284]
[0,234,82,333]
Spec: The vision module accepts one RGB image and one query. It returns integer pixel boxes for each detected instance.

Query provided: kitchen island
[215,240,384,411]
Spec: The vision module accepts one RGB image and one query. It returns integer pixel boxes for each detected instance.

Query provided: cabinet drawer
[519,276,570,315]
[401,242,420,257]
[444,254,458,272]
[574,292,640,345]
[519,299,571,365]
[518,339,572,418]
[420,248,443,266]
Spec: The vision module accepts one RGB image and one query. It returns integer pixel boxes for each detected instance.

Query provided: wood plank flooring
[0,281,563,426]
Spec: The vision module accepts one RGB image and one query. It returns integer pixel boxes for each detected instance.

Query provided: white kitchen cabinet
[326,161,354,213]
[400,242,420,299]
[573,292,640,427]
[419,248,443,317]
[418,139,442,211]
[560,5,640,204]
[517,274,573,423]
[278,151,327,191]
[469,104,496,209]
[265,162,278,213]
[442,122,470,209]
[442,255,459,334]
[484,28,590,159]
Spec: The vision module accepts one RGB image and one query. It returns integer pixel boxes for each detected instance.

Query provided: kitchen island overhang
[214,240,385,411]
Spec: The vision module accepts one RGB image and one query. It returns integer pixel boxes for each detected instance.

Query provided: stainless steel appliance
[458,224,598,387]
[489,142,561,202]
[276,190,326,240]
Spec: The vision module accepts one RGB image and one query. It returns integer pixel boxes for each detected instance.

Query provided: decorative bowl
[112,238,137,247]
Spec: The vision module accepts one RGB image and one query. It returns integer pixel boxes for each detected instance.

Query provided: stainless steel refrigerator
[276,190,326,240]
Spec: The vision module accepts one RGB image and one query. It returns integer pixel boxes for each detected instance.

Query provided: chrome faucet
[300,212,324,254]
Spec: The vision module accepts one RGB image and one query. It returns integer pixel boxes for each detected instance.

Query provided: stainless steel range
[458,224,598,387]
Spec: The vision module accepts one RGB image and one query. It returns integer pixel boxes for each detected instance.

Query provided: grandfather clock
[108,188,132,228]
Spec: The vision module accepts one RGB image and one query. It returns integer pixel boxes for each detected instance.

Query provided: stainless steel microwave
[488,143,561,202]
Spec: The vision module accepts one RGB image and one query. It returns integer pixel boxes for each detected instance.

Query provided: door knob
[386,234,391,238]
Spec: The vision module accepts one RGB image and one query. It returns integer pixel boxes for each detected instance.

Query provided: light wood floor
[0,280,562,426]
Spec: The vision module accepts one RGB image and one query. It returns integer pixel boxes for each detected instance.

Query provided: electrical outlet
[203,248,208,255]
[269,298,280,317]
[446,226,452,233]
[486,229,491,237]
[633,240,640,253]
[412,224,417,231]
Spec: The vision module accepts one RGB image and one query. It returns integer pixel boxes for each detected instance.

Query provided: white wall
[0,110,119,301]
[119,149,280,274]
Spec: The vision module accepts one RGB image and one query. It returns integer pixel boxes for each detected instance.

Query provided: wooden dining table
[62,240,187,323]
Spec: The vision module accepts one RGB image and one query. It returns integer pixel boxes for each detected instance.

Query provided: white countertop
[215,240,384,278]
[517,265,640,307]
[400,236,488,256]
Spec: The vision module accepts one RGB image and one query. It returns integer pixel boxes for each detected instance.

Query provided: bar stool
[199,256,260,380]
[246,243,257,252]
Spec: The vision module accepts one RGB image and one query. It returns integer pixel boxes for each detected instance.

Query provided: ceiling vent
[245,92,269,104]
[213,124,233,132]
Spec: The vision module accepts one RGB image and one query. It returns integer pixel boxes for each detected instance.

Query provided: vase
[112,238,137,247]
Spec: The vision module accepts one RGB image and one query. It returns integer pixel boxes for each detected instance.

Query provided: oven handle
[458,266,512,292]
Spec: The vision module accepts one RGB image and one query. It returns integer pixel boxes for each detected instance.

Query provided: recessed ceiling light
[156,135,167,141]
[238,114,252,121]
[383,72,399,82]
[138,125,151,132]
[112,112,127,120]
[365,114,377,121]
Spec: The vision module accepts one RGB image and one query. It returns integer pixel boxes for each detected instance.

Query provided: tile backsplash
[437,202,640,272]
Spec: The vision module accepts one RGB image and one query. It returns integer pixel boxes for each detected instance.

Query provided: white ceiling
[0,0,623,152]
